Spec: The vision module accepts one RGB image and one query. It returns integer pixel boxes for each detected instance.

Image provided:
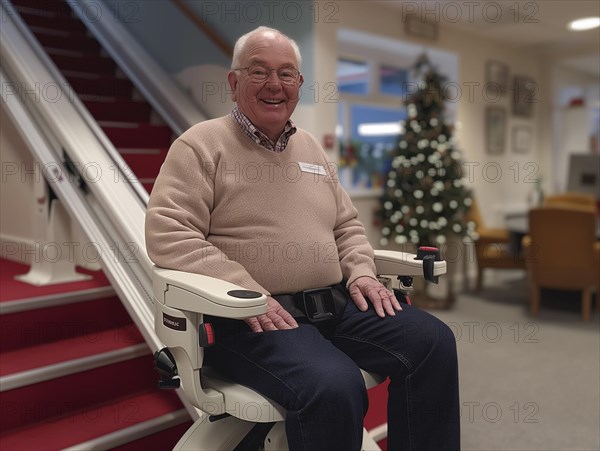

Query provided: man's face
[228,32,303,142]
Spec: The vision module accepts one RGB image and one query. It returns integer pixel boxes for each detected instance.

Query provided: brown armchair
[543,192,596,211]
[522,205,600,320]
[468,199,525,292]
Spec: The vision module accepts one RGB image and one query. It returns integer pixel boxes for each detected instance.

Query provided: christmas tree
[379,54,473,249]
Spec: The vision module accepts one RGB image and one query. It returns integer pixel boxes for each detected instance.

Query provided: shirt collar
[231,106,297,153]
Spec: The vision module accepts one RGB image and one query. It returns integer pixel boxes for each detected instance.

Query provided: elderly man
[145,26,459,451]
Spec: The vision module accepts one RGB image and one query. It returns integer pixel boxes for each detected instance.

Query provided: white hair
[231,26,302,70]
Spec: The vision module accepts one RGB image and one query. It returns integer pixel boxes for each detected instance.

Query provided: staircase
[1,0,191,448]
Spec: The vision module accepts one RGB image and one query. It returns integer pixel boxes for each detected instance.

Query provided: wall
[1,104,36,259]
[549,65,600,192]
[0,105,93,268]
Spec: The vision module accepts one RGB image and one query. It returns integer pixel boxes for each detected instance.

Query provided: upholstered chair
[522,205,599,320]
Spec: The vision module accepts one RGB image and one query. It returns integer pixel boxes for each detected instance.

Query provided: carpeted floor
[431,271,600,451]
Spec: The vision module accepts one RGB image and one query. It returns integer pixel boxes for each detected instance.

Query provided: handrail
[171,0,233,58]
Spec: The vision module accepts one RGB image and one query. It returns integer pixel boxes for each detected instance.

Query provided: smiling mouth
[261,99,284,105]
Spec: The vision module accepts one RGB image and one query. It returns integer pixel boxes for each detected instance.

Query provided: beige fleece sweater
[145,115,376,296]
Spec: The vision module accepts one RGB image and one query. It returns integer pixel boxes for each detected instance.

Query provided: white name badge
[298,162,327,176]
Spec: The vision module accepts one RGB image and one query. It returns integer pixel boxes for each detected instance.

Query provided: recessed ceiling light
[568,17,600,31]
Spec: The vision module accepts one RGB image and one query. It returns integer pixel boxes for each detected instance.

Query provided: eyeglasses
[234,64,300,85]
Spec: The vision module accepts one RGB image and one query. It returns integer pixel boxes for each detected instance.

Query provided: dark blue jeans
[205,288,460,451]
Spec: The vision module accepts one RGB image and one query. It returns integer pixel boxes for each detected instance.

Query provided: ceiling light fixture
[568,17,600,31]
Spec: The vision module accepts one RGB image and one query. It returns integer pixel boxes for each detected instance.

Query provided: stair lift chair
[153,248,446,450]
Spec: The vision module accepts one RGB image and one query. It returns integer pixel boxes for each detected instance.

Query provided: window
[338,103,407,190]
[336,59,408,192]
[336,29,459,194]
[337,59,369,95]
[379,65,410,97]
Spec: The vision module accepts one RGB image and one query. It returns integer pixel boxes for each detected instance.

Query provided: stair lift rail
[1,2,199,419]
[0,50,159,329]
[0,0,210,419]
[0,65,153,342]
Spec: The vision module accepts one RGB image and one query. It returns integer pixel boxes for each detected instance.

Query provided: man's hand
[349,276,402,318]
[244,296,299,333]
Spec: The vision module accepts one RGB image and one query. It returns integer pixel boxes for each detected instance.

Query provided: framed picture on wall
[512,75,536,117]
[485,60,509,94]
[512,125,532,153]
[404,16,438,41]
[486,106,506,154]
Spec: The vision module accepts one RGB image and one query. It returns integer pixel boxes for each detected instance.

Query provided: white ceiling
[375,0,600,76]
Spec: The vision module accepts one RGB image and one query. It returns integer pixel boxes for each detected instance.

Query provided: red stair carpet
[0,258,190,450]
[4,0,389,448]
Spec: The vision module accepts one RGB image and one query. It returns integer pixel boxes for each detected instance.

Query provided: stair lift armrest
[374,250,447,277]
[153,267,268,318]
[152,267,267,414]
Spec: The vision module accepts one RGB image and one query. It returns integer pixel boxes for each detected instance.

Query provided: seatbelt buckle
[297,288,335,323]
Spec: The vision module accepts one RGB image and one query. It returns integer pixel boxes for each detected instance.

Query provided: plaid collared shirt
[231,106,297,153]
